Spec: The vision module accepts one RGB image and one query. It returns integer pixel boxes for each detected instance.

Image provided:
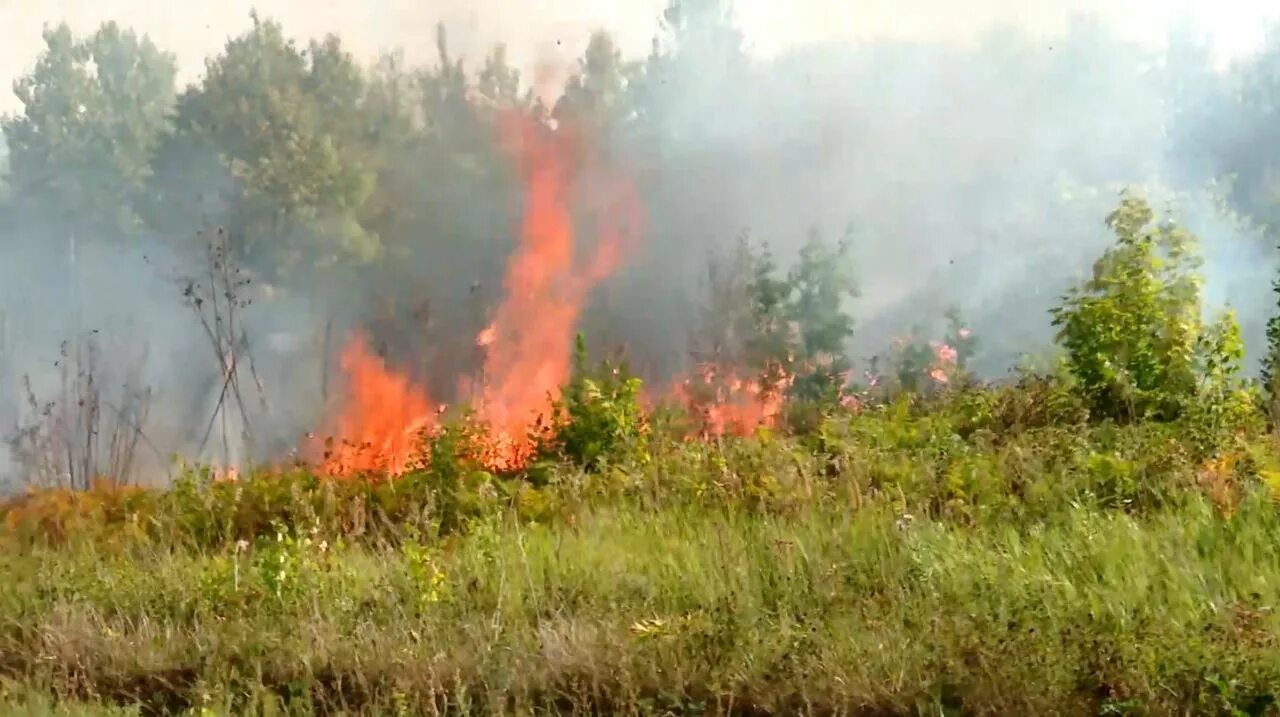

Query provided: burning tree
[316,109,643,477]
[680,228,859,436]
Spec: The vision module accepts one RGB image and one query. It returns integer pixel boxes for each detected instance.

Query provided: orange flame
[317,112,641,476]
[320,333,435,476]
[668,363,792,438]
[466,112,640,469]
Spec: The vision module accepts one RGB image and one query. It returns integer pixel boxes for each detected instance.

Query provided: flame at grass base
[315,112,643,477]
[312,112,795,478]
[319,334,436,476]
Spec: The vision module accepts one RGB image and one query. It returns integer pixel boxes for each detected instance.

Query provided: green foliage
[251,519,333,602]
[944,306,977,372]
[632,0,748,150]
[2,21,177,236]
[540,334,648,470]
[9,17,1280,713]
[741,241,795,392]
[6,334,1280,711]
[786,230,859,403]
[1261,251,1280,423]
[553,32,635,132]
[399,524,450,611]
[695,231,858,413]
[163,14,378,275]
[1051,193,1251,424]
[888,327,940,395]
[420,415,500,533]
[8,488,1280,714]
[356,26,530,343]
[1183,310,1263,453]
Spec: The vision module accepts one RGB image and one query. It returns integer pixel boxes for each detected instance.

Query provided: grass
[4,390,1280,715]
[5,496,1280,714]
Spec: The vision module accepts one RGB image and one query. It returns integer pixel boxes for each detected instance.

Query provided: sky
[0,0,1279,114]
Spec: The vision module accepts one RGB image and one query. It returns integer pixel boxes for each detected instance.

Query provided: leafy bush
[538,334,648,470]
[692,230,859,434]
[1261,245,1280,423]
[1051,193,1253,425]
[785,229,859,403]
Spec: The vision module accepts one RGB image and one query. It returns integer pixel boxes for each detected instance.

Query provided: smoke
[3,3,1280,488]
[592,14,1273,378]
[0,218,326,489]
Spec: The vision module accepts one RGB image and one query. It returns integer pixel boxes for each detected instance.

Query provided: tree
[3,21,177,237]
[155,13,377,278]
[628,0,749,150]
[356,29,534,398]
[1051,192,1247,423]
[693,230,858,402]
[1261,242,1280,423]
[476,44,527,110]
[553,32,632,133]
[589,0,757,380]
[786,231,859,401]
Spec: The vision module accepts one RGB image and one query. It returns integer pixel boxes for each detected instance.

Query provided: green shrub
[693,230,859,420]
[1261,242,1280,424]
[1051,193,1254,426]
[538,333,648,470]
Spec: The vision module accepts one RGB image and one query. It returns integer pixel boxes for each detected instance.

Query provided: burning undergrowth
[312,111,821,479]
[315,112,649,476]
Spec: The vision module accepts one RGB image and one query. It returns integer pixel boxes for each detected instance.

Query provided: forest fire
[315,110,793,477]
[319,333,435,475]
[317,111,647,476]
[465,111,640,470]
[670,364,792,438]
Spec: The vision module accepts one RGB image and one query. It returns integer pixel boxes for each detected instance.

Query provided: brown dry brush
[180,226,267,470]
[3,226,272,492]
[7,335,159,490]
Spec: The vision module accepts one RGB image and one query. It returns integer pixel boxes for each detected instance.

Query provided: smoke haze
[2,0,1278,109]
[2,1,1280,487]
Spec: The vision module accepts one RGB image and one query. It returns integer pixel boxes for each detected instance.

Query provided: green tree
[157,13,377,277]
[1051,192,1246,423]
[693,231,857,404]
[943,306,977,373]
[476,44,526,109]
[553,32,633,133]
[356,29,535,396]
[630,0,749,147]
[786,230,858,401]
[3,21,177,237]
[539,334,647,470]
[606,0,755,379]
[1261,248,1280,423]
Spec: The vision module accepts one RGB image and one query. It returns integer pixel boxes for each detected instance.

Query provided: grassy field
[5,384,1280,716]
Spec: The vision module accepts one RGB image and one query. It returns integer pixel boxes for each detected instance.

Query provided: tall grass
[2,387,1280,714]
[3,331,1279,715]
[3,497,1280,714]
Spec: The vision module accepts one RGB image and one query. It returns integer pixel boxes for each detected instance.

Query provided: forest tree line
[3,1,1280,410]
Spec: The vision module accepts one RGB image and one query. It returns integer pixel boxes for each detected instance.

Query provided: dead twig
[7,333,160,489]
[181,226,267,470]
